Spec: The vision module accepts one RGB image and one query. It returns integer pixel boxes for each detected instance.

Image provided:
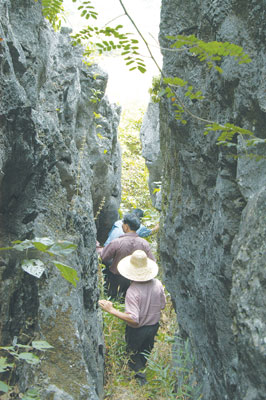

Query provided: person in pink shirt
[99,213,156,299]
[98,250,166,385]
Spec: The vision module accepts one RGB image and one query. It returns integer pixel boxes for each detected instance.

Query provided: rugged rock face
[0,1,121,398]
[140,102,162,210]
[157,0,266,399]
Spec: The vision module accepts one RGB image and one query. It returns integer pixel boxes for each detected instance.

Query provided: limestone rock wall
[158,0,266,399]
[0,1,121,398]
[140,102,162,210]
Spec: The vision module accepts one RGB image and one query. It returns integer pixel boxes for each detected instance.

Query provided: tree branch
[117,0,214,125]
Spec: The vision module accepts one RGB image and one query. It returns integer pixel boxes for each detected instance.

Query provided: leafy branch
[72,23,147,73]
[37,0,265,151]
[167,34,252,73]
[0,237,79,287]
[149,35,265,150]
[38,0,65,31]
[114,2,264,152]
[0,340,53,398]
[74,0,98,20]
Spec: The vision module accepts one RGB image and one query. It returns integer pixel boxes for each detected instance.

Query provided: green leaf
[0,345,15,350]
[52,262,79,287]
[12,240,35,251]
[48,240,77,257]
[215,66,223,73]
[32,340,53,350]
[17,352,40,365]
[14,344,32,349]
[21,388,41,400]
[32,237,54,252]
[216,141,236,147]
[137,66,146,73]
[158,89,166,97]
[0,380,10,393]
[0,246,13,251]
[0,357,14,372]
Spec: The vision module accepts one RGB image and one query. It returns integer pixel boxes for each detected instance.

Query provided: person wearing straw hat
[99,250,166,384]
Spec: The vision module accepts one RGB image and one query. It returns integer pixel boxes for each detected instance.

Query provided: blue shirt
[104,220,152,246]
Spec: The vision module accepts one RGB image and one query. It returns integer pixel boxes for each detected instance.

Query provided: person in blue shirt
[104,209,159,247]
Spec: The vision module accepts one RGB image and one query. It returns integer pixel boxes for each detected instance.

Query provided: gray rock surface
[157,0,266,399]
[0,1,121,398]
[140,102,162,210]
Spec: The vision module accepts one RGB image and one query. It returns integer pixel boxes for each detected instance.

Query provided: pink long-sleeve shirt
[125,279,166,328]
[101,232,155,275]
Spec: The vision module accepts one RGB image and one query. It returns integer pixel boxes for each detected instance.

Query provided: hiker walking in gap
[104,208,159,247]
[99,250,166,385]
[99,213,156,299]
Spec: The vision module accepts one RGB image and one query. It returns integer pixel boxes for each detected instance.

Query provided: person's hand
[98,299,114,313]
[152,223,159,233]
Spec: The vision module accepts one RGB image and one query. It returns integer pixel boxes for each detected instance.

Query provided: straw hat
[117,250,158,282]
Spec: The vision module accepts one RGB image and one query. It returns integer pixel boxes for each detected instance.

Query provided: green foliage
[167,34,252,72]
[72,24,146,73]
[89,87,103,103]
[118,107,160,250]
[94,196,106,221]
[149,36,262,150]
[144,345,200,399]
[0,380,9,393]
[39,0,65,31]
[204,122,266,157]
[37,1,263,152]
[0,341,52,399]
[0,357,14,373]
[0,237,79,287]
[21,388,41,400]
[119,108,149,211]
[148,75,162,103]
[74,0,98,20]
[52,261,79,286]
[204,122,254,144]
[39,0,146,71]
[171,337,203,399]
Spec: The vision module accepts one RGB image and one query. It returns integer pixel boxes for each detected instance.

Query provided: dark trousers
[102,267,130,299]
[125,323,159,372]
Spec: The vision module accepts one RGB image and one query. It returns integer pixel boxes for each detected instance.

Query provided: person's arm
[96,240,103,257]
[151,223,159,234]
[100,241,116,264]
[98,300,138,326]
[161,285,166,309]
[137,223,159,238]
[144,244,156,261]
[137,225,152,237]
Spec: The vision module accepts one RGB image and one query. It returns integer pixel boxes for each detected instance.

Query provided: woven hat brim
[117,254,158,282]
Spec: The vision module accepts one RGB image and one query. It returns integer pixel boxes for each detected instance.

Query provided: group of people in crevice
[97,209,165,386]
